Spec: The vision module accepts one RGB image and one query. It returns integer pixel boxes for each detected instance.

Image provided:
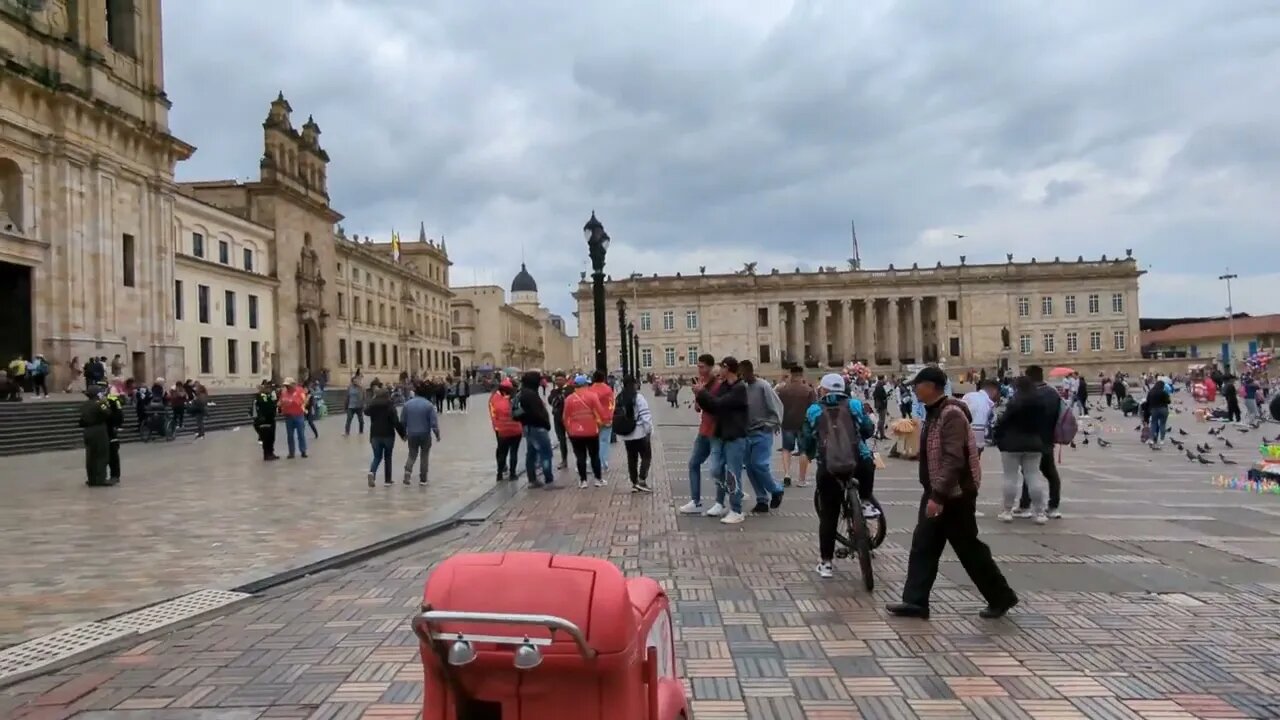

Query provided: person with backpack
[1016,365,1066,519]
[613,375,654,493]
[992,376,1052,525]
[800,373,877,579]
[563,374,607,488]
[887,366,1017,621]
[516,371,556,488]
[488,379,524,482]
[1146,377,1172,446]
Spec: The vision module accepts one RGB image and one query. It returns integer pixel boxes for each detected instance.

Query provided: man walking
[252,380,280,461]
[888,367,1017,620]
[1017,365,1064,518]
[679,354,720,515]
[278,377,309,459]
[695,356,750,525]
[517,371,557,487]
[588,371,616,472]
[777,365,816,487]
[741,359,786,513]
[548,372,570,469]
[344,376,365,435]
[872,376,890,440]
[401,382,441,485]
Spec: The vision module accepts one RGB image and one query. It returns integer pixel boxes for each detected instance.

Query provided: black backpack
[612,393,638,436]
[816,405,859,476]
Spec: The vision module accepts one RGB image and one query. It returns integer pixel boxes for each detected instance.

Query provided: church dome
[511,263,538,293]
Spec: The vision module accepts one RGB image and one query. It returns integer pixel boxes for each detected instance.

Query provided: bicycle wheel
[865,495,887,550]
[843,484,874,592]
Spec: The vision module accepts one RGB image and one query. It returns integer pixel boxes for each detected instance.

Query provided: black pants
[459,396,468,411]
[570,435,602,481]
[257,423,276,459]
[307,415,319,438]
[815,467,847,561]
[1019,450,1062,510]
[875,405,889,438]
[31,374,47,396]
[496,434,521,476]
[446,396,456,410]
[1227,399,1241,423]
[108,439,121,480]
[1105,393,1113,407]
[900,402,912,419]
[554,420,568,464]
[624,436,652,486]
[854,456,875,500]
[901,491,1015,608]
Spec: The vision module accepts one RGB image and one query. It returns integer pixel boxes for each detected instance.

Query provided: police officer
[252,379,280,461]
[78,385,111,486]
[104,388,125,484]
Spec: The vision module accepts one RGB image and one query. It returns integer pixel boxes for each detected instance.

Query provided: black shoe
[107,477,120,486]
[750,501,770,514]
[633,482,653,493]
[783,476,792,487]
[770,489,784,509]
[885,602,930,620]
[496,472,505,482]
[287,454,295,459]
[301,452,308,458]
[978,596,1019,619]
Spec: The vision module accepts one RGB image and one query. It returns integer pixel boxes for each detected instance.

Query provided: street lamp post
[585,212,610,375]
[1219,270,1238,371]
[627,321,637,378]
[617,298,629,378]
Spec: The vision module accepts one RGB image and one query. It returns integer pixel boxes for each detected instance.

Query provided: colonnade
[766,296,950,368]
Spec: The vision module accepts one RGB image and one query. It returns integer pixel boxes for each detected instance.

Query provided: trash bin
[414,551,688,720]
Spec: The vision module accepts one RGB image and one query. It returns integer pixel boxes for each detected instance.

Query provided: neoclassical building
[450,264,576,373]
[575,256,1144,376]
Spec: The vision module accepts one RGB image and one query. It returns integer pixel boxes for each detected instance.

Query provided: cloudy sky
[164,0,1279,331]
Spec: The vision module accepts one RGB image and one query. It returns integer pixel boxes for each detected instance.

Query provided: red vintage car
[413,551,688,720]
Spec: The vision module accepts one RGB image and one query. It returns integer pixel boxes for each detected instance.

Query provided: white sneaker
[1047,508,1063,519]
[720,511,745,525]
[704,503,726,517]
[678,500,704,514]
[861,501,881,518]
[1033,513,1049,525]
[815,561,834,579]
[1012,508,1033,519]
[998,510,1014,522]
[592,479,607,487]
[578,480,588,489]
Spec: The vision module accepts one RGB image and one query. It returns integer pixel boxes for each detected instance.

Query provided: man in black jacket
[547,371,569,468]
[695,356,749,524]
[1017,365,1064,518]
[252,379,280,461]
[517,371,556,487]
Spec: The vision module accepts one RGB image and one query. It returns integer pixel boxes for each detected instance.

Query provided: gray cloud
[163,0,1280,326]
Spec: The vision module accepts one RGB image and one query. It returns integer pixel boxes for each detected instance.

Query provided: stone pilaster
[912,296,924,363]
[863,298,876,361]
[815,300,829,366]
[888,297,900,363]
[793,302,808,365]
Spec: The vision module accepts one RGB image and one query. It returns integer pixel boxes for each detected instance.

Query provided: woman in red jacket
[562,374,606,488]
[488,379,523,481]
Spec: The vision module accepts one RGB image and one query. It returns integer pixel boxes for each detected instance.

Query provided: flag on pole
[391,230,401,262]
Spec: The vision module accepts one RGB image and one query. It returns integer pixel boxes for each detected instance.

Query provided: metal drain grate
[0,623,133,681]
[0,589,251,684]
[104,589,250,634]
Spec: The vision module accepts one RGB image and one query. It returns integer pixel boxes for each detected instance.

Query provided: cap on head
[574,374,590,386]
[820,373,845,393]
[283,377,296,385]
[908,366,949,388]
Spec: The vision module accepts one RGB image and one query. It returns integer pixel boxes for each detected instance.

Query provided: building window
[248,294,259,329]
[227,339,239,375]
[217,240,229,265]
[1113,329,1127,351]
[662,311,675,331]
[949,337,961,357]
[224,290,236,326]
[1088,293,1100,314]
[1111,293,1124,313]
[339,339,348,365]
[1043,332,1056,353]
[1019,333,1032,355]
[353,296,361,322]
[1017,297,1029,318]
[1066,331,1079,353]
[198,337,212,374]
[381,343,388,366]
[1040,296,1053,317]
[639,312,651,332]
[352,266,359,281]
[686,310,699,330]
[393,346,399,367]
[192,232,204,258]
[174,279,183,320]
[356,340,364,366]
[250,341,261,374]
[365,271,372,286]
[759,344,771,364]
[121,234,136,287]
[197,284,210,324]
[686,346,698,366]
[757,308,770,327]
[379,303,386,326]
[366,299,373,321]
[664,347,676,367]
[337,292,345,319]
[1090,330,1102,351]
[947,300,958,321]
[1064,295,1077,315]
[243,248,254,272]
[641,347,653,368]
[105,0,138,57]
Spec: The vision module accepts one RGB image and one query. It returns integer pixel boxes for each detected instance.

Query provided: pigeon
[1069,441,1077,449]
[1177,428,1188,436]
[1082,437,1090,446]
[1135,425,1143,431]
[1185,449,1196,461]
[1220,454,1237,465]
[1222,438,1234,449]
[1082,429,1092,436]
[1238,428,1250,434]
[1196,454,1214,465]
[1171,439,1184,450]
[1208,427,1220,436]
[1096,438,1112,448]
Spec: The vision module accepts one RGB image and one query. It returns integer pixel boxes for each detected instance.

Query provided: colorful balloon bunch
[1246,351,1273,372]
[1213,474,1280,494]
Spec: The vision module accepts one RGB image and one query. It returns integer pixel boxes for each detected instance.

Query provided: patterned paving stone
[4,397,1280,719]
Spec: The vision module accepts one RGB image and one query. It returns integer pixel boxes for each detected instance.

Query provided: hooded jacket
[488,391,524,438]
[563,388,605,438]
[799,393,875,463]
[695,379,749,441]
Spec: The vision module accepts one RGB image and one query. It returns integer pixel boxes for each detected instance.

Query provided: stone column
[912,296,924,362]
[791,302,806,365]
[935,297,947,362]
[843,299,855,362]
[862,298,875,361]
[815,301,830,366]
[772,302,784,366]
[888,297,900,363]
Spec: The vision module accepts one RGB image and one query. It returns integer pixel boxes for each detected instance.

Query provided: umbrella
[1048,367,1075,378]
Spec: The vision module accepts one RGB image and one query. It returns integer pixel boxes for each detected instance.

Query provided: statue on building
[1001,326,1010,349]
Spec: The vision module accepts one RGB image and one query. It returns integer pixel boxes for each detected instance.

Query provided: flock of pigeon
[1066,399,1276,467]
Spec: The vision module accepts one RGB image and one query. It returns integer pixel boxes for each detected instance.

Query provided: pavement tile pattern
[4,396,1280,719]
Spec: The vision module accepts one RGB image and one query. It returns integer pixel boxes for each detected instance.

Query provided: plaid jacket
[920,396,982,502]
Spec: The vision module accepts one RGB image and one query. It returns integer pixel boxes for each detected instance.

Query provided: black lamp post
[627,321,637,378]
[585,212,610,375]
[617,298,629,378]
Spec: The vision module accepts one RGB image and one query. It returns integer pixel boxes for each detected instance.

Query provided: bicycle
[813,477,886,592]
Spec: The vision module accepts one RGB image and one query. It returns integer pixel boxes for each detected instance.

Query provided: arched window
[451,332,460,346]
[0,157,24,232]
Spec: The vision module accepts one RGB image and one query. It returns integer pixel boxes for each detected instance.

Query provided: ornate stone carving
[1001,326,1010,349]
[0,185,16,232]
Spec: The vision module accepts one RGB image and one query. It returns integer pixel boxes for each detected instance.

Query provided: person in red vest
[587,370,617,472]
[277,377,309,458]
[489,379,523,481]
[564,374,606,489]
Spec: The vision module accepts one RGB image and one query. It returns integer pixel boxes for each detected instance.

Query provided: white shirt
[616,392,653,441]
[962,390,995,429]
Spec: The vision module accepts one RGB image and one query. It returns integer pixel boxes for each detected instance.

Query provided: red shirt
[488,392,524,438]
[278,387,307,417]
[588,382,616,426]
[696,378,720,438]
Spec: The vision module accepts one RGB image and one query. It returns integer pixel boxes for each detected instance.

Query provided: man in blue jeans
[516,371,557,487]
[695,356,750,525]
[740,360,786,513]
[679,354,720,514]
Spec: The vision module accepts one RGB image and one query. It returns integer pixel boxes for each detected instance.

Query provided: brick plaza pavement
[4,396,1280,718]
[0,404,505,647]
